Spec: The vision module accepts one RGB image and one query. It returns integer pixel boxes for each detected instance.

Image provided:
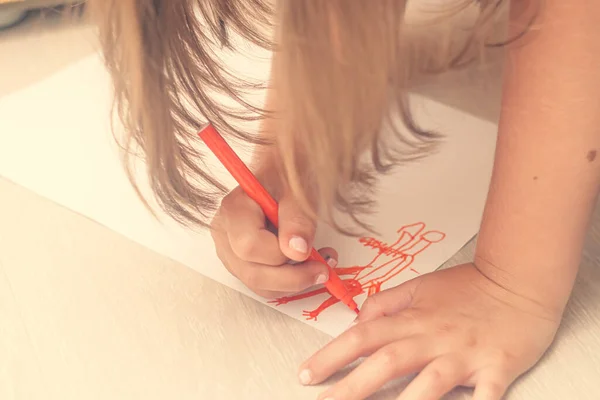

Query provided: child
[91,1,600,399]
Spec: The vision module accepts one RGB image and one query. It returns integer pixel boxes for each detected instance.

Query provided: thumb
[278,192,317,262]
[357,277,420,323]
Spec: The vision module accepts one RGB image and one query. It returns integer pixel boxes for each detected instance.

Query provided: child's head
[89,0,517,233]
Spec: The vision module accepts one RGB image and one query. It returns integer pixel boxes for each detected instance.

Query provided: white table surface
[1,14,599,400]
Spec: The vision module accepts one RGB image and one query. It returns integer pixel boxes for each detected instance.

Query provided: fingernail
[289,236,308,254]
[299,369,313,385]
[326,257,338,268]
[315,273,328,285]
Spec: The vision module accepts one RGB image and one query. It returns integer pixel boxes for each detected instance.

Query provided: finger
[397,355,467,400]
[252,288,290,300]
[278,192,317,262]
[317,338,433,400]
[357,278,421,323]
[247,247,338,293]
[472,370,511,400]
[222,188,288,265]
[214,220,333,293]
[318,247,339,268]
[299,315,416,386]
[238,259,332,293]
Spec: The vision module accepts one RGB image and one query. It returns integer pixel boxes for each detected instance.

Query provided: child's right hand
[210,185,337,299]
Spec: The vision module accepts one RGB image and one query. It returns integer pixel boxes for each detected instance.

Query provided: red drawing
[269,222,446,320]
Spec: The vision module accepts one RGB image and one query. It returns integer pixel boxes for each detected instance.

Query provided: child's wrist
[472,253,572,318]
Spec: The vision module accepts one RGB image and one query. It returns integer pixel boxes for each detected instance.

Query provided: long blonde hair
[88,0,522,234]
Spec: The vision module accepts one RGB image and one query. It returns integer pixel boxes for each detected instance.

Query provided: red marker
[199,124,360,315]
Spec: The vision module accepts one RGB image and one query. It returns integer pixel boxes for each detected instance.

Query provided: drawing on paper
[269,222,446,320]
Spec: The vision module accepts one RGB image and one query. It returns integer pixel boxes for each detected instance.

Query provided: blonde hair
[88,0,523,234]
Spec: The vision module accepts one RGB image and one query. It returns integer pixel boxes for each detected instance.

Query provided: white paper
[0,54,496,337]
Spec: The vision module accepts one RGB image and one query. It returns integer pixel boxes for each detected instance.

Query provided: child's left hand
[299,263,563,400]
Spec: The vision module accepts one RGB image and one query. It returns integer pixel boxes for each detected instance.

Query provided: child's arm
[298,2,600,399]
[210,52,336,299]
[475,0,600,315]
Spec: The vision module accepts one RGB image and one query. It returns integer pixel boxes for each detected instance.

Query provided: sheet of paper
[0,53,497,337]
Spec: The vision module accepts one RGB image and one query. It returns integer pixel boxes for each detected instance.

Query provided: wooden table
[1,13,599,400]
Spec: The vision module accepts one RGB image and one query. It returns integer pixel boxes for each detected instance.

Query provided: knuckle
[464,332,478,348]
[488,349,515,369]
[231,234,258,260]
[400,308,425,331]
[490,349,515,369]
[361,295,383,314]
[220,191,236,211]
[376,345,400,368]
[345,326,368,349]
[286,214,315,231]
[221,189,249,214]
[425,367,444,387]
